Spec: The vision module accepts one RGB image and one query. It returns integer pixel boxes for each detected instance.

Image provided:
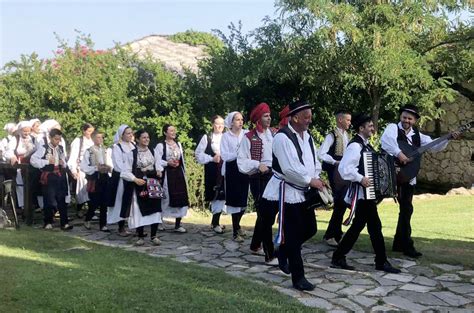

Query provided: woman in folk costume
[80,129,113,232]
[67,123,94,217]
[155,124,189,233]
[107,124,135,236]
[122,129,163,246]
[1,123,17,162]
[4,121,37,210]
[29,119,41,138]
[221,111,249,242]
[195,115,226,234]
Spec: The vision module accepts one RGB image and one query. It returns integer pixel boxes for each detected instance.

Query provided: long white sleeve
[67,137,81,171]
[318,133,336,164]
[338,142,364,183]
[313,140,323,178]
[30,145,49,169]
[420,132,449,152]
[3,137,17,160]
[220,133,237,162]
[80,149,96,175]
[195,135,213,165]
[380,123,401,157]
[112,144,126,173]
[273,134,312,187]
[154,143,168,171]
[237,136,260,175]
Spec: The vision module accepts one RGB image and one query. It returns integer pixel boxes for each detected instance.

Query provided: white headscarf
[39,119,60,134]
[224,111,240,129]
[3,123,17,135]
[17,120,33,131]
[29,118,41,125]
[113,124,130,144]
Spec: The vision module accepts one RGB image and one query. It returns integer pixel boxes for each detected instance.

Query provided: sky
[0,0,278,66]
[0,1,472,67]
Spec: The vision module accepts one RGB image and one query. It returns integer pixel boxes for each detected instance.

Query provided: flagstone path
[66,220,474,312]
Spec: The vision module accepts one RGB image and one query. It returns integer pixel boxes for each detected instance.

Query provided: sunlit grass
[0,228,316,313]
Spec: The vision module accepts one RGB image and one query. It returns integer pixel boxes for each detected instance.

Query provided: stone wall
[417,91,473,189]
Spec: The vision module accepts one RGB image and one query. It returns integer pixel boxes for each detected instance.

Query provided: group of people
[0,100,459,291]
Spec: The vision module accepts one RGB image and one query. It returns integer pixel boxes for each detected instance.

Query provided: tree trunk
[370,87,381,132]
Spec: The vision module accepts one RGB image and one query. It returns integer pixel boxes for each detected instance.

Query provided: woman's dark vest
[204,134,224,201]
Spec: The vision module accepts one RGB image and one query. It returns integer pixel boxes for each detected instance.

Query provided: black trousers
[332,199,387,266]
[257,199,280,261]
[324,166,349,241]
[43,174,68,227]
[393,183,415,251]
[249,173,271,252]
[279,201,317,283]
[85,175,109,228]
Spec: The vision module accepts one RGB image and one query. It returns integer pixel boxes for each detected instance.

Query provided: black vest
[272,126,316,175]
[397,126,420,147]
[40,143,66,173]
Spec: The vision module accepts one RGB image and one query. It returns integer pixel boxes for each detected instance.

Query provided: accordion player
[361,152,397,201]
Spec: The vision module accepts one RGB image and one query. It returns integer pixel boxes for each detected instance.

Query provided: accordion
[362,152,397,201]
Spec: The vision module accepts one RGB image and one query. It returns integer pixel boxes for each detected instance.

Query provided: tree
[277,0,473,130]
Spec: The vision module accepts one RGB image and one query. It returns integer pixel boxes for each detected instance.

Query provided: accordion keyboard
[363,152,377,200]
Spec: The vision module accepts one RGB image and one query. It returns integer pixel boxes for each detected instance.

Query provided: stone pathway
[65,220,474,312]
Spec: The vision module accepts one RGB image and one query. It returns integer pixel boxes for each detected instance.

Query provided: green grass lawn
[190,195,474,268]
[0,228,315,313]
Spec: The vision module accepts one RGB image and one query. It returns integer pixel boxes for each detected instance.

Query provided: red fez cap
[250,102,271,133]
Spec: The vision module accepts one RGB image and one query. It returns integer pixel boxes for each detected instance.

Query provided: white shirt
[381,122,449,185]
[263,124,322,204]
[0,136,14,162]
[111,141,136,181]
[30,143,68,169]
[4,136,36,161]
[338,134,368,200]
[195,133,223,165]
[154,141,185,172]
[220,129,248,176]
[237,128,273,175]
[67,136,94,172]
[80,145,113,176]
[317,127,350,165]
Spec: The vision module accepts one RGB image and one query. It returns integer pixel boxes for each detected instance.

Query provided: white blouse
[195,133,223,165]
[220,129,248,176]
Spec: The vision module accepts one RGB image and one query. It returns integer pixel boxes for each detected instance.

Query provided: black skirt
[105,170,121,207]
[224,160,249,207]
[135,171,162,216]
[204,161,225,202]
[165,166,189,208]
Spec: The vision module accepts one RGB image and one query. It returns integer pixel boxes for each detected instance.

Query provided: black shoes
[331,257,355,270]
[403,249,423,258]
[293,277,315,291]
[375,261,401,274]
[279,263,291,275]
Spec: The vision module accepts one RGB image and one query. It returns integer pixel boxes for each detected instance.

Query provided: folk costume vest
[204,133,225,202]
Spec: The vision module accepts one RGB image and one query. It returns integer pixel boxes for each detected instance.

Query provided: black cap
[287,100,312,117]
[352,113,372,130]
[399,104,420,119]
